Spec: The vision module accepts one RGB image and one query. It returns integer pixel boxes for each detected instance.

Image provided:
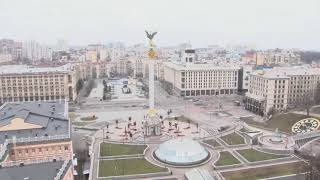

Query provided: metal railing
[292,130,320,141]
[6,134,70,144]
[54,159,70,180]
[0,140,9,160]
[0,156,66,167]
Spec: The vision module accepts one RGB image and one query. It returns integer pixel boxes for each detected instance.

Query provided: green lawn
[237,149,287,162]
[203,139,221,147]
[80,115,98,121]
[215,151,241,166]
[239,127,250,133]
[244,113,313,133]
[72,121,93,126]
[221,133,245,145]
[98,158,167,177]
[222,162,307,180]
[100,143,147,156]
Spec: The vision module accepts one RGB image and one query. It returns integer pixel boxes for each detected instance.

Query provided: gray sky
[0,0,319,50]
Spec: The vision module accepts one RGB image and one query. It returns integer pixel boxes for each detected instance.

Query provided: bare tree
[315,83,320,105]
[84,79,96,97]
[304,155,320,180]
[299,90,315,116]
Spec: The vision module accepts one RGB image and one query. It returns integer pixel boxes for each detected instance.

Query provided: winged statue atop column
[145,30,157,59]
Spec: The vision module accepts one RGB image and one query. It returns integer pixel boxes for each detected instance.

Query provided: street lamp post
[102,128,105,142]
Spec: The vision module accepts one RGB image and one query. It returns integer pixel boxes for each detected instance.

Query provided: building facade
[0,101,73,179]
[23,40,53,62]
[245,67,320,116]
[0,39,22,61]
[238,65,254,93]
[0,53,13,64]
[164,62,240,97]
[255,50,301,66]
[164,49,240,97]
[0,64,78,104]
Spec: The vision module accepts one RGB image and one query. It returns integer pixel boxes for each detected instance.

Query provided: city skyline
[0,0,319,50]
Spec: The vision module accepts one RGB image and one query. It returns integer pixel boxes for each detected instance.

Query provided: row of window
[11,145,69,156]
[0,96,66,102]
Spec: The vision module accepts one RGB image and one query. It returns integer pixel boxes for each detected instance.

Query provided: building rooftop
[0,161,64,180]
[0,63,74,75]
[164,61,240,71]
[252,66,320,79]
[0,101,69,144]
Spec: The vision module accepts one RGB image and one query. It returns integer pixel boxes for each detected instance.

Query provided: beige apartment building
[0,64,78,104]
[245,67,320,116]
[255,50,301,66]
[132,58,165,80]
[75,61,111,79]
[0,101,73,180]
[110,58,131,76]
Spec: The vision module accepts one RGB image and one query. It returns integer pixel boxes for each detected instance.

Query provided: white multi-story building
[239,65,254,92]
[164,49,240,97]
[245,66,320,116]
[23,41,53,61]
[0,64,78,104]
[0,39,22,60]
[55,39,68,52]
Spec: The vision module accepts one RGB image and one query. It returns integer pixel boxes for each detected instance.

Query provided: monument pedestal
[143,108,162,136]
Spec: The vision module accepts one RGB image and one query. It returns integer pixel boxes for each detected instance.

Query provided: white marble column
[149,59,155,109]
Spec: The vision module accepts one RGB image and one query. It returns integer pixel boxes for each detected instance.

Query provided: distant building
[56,39,68,52]
[0,101,73,179]
[164,49,240,97]
[245,66,320,115]
[23,40,53,62]
[241,52,256,64]
[99,49,110,61]
[0,64,78,104]
[0,39,22,61]
[85,51,98,62]
[255,50,301,66]
[110,58,131,77]
[0,53,13,64]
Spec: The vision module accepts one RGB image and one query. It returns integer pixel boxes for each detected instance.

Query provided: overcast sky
[0,0,319,50]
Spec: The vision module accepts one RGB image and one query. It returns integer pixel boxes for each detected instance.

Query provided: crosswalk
[202,127,217,136]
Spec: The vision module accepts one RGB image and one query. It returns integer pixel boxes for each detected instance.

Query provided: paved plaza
[70,79,320,180]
